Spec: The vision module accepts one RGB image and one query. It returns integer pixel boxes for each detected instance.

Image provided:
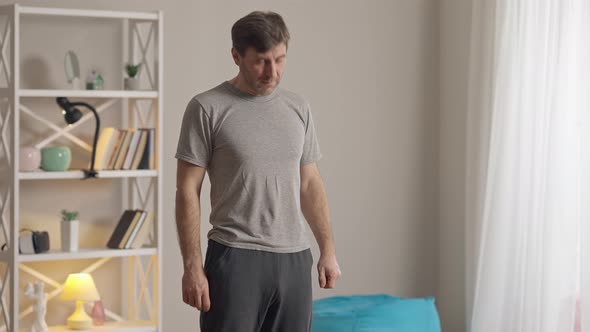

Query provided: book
[138,128,155,170]
[106,210,138,249]
[118,210,144,249]
[122,130,142,170]
[130,129,148,170]
[128,211,154,249]
[113,129,133,170]
[124,210,149,249]
[106,129,126,170]
[92,127,118,170]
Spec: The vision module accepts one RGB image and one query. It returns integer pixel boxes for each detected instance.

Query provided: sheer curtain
[466,0,590,331]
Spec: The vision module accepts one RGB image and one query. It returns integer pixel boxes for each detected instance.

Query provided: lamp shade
[60,273,100,302]
[56,97,83,124]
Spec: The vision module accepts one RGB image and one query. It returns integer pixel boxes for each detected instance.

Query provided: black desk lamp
[56,97,100,179]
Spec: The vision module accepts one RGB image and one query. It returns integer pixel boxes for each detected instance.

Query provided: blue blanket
[312,294,441,332]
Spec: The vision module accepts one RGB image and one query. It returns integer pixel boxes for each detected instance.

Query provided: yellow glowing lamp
[60,273,100,330]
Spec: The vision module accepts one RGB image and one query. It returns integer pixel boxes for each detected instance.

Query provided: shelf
[19,170,158,180]
[7,4,163,331]
[18,320,156,332]
[18,248,157,262]
[18,5,159,21]
[19,89,158,99]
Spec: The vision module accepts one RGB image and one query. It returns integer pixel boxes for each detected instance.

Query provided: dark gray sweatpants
[200,240,313,332]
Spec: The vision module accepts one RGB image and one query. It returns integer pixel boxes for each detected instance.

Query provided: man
[175,11,341,332]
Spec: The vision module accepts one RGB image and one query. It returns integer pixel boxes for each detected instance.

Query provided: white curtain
[466,0,590,331]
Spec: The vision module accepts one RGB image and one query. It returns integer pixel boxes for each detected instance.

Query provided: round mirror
[64,51,80,83]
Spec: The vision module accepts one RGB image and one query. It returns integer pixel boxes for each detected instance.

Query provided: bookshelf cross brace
[132,22,155,89]
[0,16,11,86]
[19,99,118,151]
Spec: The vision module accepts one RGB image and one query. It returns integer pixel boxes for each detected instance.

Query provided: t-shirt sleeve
[300,104,322,165]
[175,98,213,168]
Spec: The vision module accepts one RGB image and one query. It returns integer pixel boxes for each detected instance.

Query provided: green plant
[125,63,141,78]
[61,209,79,222]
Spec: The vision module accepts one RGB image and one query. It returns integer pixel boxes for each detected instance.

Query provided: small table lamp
[56,97,101,179]
[60,273,100,330]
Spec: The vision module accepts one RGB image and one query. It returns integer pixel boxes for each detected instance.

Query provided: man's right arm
[175,159,210,312]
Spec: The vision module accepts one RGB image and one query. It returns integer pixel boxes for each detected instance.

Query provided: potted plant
[61,209,79,252]
[124,63,141,90]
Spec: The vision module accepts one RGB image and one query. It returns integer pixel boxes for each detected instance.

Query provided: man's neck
[229,75,275,97]
[229,76,256,96]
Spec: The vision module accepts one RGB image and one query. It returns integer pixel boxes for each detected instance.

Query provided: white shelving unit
[0,4,163,332]
[37,321,157,332]
[18,248,158,263]
[19,90,158,99]
[19,170,158,180]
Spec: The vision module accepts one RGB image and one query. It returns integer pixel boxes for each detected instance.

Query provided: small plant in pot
[61,209,79,252]
[124,63,141,90]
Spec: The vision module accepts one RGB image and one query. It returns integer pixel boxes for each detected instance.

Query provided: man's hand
[182,266,211,312]
[317,254,341,289]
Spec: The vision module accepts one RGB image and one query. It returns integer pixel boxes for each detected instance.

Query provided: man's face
[233,42,287,96]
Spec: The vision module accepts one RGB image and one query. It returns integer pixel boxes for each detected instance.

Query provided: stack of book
[106,209,154,249]
[93,127,156,171]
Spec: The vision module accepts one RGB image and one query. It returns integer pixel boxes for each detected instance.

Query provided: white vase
[124,77,140,90]
[61,220,79,252]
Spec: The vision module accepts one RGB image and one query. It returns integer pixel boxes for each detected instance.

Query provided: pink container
[19,146,41,172]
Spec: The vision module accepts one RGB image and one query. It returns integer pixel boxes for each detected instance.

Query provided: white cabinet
[0,5,163,332]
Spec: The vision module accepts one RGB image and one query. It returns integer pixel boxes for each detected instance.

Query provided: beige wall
[5,0,446,330]
[438,0,472,331]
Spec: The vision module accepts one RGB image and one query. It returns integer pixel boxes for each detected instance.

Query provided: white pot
[124,77,140,90]
[61,220,79,252]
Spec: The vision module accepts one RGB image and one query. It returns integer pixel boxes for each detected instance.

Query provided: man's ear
[231,48,240,66]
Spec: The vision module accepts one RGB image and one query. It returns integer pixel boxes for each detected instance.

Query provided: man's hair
[231,11,290,56]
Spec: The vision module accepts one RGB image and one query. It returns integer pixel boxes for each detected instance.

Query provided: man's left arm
[300,162,342,288]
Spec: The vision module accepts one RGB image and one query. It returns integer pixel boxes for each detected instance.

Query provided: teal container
[41,146,71,171]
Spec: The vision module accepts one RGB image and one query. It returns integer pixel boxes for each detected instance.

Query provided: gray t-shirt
[175,81,322,253]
